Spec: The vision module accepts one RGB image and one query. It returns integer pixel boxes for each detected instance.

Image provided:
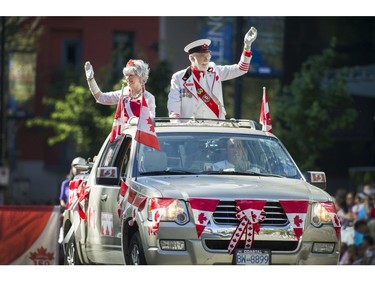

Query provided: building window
[62,40,82,71]
[112,32,134,72]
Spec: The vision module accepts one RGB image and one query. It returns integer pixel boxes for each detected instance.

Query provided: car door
[86,135,132,264]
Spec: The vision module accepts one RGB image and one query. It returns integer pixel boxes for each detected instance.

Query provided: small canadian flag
[279,200,309,239]
[188,198,220,238]
[149,198,175,234]
[321,201,342,238]
[259,86,272,133]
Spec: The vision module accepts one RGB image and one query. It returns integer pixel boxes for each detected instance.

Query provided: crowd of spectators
[335,183,375,265]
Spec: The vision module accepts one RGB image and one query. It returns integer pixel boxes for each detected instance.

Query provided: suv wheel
[64,234,80,265]
[126,232,146,265]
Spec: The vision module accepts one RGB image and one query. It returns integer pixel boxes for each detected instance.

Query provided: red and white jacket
[97,86,156,121]
[167,50,252,119]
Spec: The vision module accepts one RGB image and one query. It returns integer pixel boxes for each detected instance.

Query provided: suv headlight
[148,199,189,225]
[311,202,332,227]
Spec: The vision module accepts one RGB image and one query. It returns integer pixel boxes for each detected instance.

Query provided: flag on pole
[259,86,272,133]
[109,85,125,143]
[135,94,160,150]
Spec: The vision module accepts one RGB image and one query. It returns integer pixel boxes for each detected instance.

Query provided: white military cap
[184,39,211,54]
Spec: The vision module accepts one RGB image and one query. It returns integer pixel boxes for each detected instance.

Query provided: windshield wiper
[200,170,284,177]
[140,169,195,176]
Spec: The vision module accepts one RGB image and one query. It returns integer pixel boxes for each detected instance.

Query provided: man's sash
[193,79,219,118]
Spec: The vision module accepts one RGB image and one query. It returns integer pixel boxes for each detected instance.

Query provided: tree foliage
[273,40,357,171]
[27,85,113,156]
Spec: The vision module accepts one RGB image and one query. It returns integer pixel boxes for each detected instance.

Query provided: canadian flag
[122,188,147,226]
[117,179,129,218]
[135,94,160,150]
[279,200,309,240]
[321,201,342,238]
[110,94,126,143]
[188,198,220,238]
[149,198,175,235]
[259,86,272,133]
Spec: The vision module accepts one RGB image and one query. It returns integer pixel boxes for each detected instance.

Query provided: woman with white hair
[84,59,156,142]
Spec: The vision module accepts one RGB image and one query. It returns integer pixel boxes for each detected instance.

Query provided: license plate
[234,249,271,265]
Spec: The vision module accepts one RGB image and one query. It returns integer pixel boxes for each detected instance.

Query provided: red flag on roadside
[259,86,272,133]
[135,94,160,150]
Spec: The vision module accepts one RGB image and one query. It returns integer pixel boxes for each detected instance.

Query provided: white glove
[244,27,257,50]
[84,61,101,100]
[84,61,94,80]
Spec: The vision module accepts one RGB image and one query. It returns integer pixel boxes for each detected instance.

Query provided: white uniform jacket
[97,86,156,118]
[167,50,252,119]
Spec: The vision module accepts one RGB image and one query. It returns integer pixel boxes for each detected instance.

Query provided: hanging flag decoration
[121,187,146,226]
[259,86,272,133]
[188,198,220,238]
[135,94,160,150]
[109,85,126,143]
[321,201,342,238]
[117,179,129,218]
[279,200,309,240]
[228,200,267,255]
[149,198,175,235]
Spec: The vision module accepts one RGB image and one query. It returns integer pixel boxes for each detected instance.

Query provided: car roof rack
[153,117,262,130]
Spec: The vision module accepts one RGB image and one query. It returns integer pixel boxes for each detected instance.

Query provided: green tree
[273,40,357,171]
[27,84,113,156]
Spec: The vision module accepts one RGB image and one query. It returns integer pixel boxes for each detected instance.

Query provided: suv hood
[135,175,332,202]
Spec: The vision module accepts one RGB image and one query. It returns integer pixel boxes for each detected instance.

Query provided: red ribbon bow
[228,200,267,255]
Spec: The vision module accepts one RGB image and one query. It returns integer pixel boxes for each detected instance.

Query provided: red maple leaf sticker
[198,212,207,224]
[293,215,303,227]
[154,210,160,222]
[147,117,155,132]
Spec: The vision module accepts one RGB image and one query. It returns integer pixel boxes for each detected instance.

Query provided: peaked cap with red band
[184,39,211,54]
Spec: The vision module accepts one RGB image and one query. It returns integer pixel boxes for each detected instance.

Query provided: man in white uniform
[167,26,257,120]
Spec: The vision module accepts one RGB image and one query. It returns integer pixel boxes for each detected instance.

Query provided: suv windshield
[136,132,302,179]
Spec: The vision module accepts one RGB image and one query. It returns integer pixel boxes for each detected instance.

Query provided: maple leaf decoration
[147,117,155,132]
[251,211,257,221]
[293,215,303,227]
[29,247,54,261]
[198,212,207,224]
[154,210,161,222]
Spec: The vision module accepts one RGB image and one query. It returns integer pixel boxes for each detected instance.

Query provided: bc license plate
[234,249,271,265]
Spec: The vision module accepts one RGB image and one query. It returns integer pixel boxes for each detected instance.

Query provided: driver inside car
[213,138,250,172]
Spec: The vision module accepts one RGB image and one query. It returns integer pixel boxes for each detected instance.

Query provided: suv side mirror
[305,171,327,190]
[96,167,119,185]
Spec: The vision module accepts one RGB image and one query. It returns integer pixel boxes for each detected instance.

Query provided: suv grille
[212,200,289,226]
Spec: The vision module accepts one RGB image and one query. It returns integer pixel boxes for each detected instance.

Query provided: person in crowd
[167,26,257,120]
[213,138,250,172]
[363,184,375,218]
[85,59,156,140]
[57,156,86,264]
[59,157,86,213]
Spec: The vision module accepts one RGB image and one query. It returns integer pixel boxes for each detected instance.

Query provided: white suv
[62,118,341,265]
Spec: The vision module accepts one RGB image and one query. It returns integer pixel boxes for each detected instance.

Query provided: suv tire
[126,232,146,265]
